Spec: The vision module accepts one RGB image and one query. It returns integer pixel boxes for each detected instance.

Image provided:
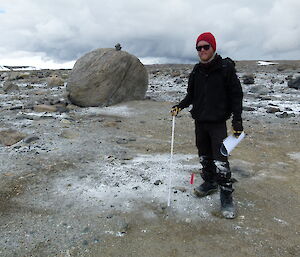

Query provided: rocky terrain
[0,60,300,257]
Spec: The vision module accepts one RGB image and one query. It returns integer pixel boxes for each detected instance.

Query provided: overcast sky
[0,0,300,68]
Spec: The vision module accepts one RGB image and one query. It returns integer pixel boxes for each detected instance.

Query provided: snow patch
[287,152,300,162]
[0,65,10,71]
[82,105,138,118]
[273,217,289,225]
[257,61,279,66]
[53,153,216,221]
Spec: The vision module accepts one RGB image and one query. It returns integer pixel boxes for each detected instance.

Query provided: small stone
[243,106,256,111]
[171,71,181,77]
[276,112,295,118]
[60,119,72,124]
[115,43,122,51]
[3,82,19,93]
[154,180,163,185]
[288,76,300,90]
[10,105,23,110]
[24,136,40,144]
[116,138,128,144]
[266,107,281,113]
[242,74,255,85]
[47,75,65,87]
[33,104,57,112]
[173,186,187,193]
[60,130,79,139]
[82,227,90,233]
[174,78,183,84]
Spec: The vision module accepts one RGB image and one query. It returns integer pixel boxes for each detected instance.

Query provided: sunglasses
[196,44,210,51]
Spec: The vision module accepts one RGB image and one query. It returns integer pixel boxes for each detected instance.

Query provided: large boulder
[66,48,148,107]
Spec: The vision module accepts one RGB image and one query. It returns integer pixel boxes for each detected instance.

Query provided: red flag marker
[190,173,195,184]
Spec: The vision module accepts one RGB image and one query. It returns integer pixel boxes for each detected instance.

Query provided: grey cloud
[0,0,300,64]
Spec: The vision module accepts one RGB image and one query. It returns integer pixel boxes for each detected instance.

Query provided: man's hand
[170,106,181,116]
[232,120,243,137]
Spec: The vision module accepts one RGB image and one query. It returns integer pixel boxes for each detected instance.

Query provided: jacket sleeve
[177,65,197,109]
[227,65,243,121]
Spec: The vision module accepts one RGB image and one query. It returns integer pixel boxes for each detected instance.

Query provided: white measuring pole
[167,115,176,207]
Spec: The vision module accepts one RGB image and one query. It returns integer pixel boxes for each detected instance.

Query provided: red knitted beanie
[196,32,216,52]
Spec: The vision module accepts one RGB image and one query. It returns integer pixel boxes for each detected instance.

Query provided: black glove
[232,120,243,137]
[170,105,181,116]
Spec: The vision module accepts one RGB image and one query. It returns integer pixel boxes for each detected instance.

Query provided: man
[171,32,243,219]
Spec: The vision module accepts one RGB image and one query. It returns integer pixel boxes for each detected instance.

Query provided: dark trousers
[195,120,233,191]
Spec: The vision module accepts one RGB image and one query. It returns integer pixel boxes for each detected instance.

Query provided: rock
[154,180,163,185]
[26,84,34,89]
[10,105,23,110]
[171,71,181,77]
[24,135,40,144]
[60,130,80,139]
[242,74,255,85]
[266,107,281,113]
[3,81,19,93]
[174,78,184,84]
[66,48,148,107]
[249,85,270,95]
[116,138,128,144]
[47,75,65,87]
[259,96,272,100]
[276,112,296,118]
[115,43,122,51]
[173,186,187,192]
[0,129,27,146]
[55,104,68,113]
[287,76,300,90]
[243,106,256,111]
[271,77,280,84]
[1,72,8,80]
[33,104,57,112]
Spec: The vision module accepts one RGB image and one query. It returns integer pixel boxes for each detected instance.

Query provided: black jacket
[177,54,243,122]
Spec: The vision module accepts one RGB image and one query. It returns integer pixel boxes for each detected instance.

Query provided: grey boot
[220,187,236,219]
[214,160,236,219]
[194,181,218,197]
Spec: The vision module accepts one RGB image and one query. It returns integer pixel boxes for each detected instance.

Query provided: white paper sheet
[220,132,245,156]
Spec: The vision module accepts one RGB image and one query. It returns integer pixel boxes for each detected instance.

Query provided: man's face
[197,40,214,61]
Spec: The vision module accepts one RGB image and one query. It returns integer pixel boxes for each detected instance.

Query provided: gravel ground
[0,61,300,256]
